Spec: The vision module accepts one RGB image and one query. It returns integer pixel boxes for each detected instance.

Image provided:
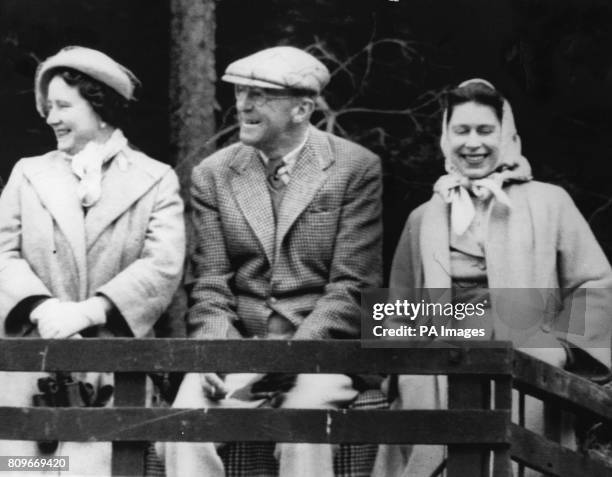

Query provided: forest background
[1,0,611,277]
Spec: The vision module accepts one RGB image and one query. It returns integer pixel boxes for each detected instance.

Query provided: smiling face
[234,85,312,157]
[447,101,502,179]
[45,75,107,155]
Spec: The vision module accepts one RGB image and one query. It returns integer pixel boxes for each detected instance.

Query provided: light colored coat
[391,180,612,365]
[0,146,185,475]
[188,126,382,340]
[0,146,185,338]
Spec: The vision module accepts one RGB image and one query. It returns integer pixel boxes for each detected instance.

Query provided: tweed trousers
[157,372,358,477]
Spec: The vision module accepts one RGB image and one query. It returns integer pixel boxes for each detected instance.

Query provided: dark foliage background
[0,0,170,170]
[1,0,612,277]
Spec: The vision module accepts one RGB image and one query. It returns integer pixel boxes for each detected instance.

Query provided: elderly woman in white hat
[372,79,612,476]
[0,46,185,475]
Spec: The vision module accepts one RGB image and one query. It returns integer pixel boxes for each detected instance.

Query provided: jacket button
[268,297,277,304]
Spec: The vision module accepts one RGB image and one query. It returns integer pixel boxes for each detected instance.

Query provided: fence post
[112,372,148,476]
[447,375,489,477]
[493,375,513,476]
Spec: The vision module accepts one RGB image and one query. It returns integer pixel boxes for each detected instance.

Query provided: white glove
[31,297,108,339]
[30,298,61,325]
[74,296,109,326]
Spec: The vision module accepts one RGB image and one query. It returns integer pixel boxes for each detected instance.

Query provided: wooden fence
[0,339,611,476]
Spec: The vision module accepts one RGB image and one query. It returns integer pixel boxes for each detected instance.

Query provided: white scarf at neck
[68,129,129,207]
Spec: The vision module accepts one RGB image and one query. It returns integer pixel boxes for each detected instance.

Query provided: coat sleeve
[554,188,612,367]
[382,207,438,339]
[96,169,186,337]
[0,160,51,334]
[389,208,424,300]
[185,162,244,339]
[292,154,383,340]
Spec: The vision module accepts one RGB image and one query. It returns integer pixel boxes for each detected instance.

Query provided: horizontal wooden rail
[0,408,510,445]
[513,350,612,422]
[3,339,611,476]
[1,338,515,476]
[0,339,514,374]
[511,424,612,477]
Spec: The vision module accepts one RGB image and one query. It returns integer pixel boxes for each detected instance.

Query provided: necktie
[266,156,285,190]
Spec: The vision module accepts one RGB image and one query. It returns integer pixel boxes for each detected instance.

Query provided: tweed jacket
[390,180,612,366]
[188,126,382,340]
[0,146,185,338]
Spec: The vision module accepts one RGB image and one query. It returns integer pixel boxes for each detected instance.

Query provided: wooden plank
[543,403,562,443]
[114,372,147,407]
[495,376,513,411]
[447,376,492,477]
[513,350,612,422]
[0,407,510,444]
[0,339,514,375]
[517,390,527,477]
[492,376,513,477]
[112,373,147,477]
[511,424,612,477]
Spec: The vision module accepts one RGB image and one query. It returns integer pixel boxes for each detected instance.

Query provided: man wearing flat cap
[160,46,382,476]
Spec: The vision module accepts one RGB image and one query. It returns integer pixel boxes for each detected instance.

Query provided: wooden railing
[0,339,611,476]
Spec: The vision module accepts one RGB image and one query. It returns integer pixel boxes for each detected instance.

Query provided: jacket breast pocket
[304,188,341,214]
[305,205,341,215]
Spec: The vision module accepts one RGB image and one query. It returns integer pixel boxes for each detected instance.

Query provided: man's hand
[199,373,228,400]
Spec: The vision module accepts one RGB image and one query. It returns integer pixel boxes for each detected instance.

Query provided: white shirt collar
[257,129,309,174]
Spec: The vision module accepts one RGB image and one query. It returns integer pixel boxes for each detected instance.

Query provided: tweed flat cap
[35,46,140,116]
[222,46,330,94]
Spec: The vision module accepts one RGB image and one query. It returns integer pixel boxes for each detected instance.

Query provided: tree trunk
[168,0,217,321]
[169,0,216,198]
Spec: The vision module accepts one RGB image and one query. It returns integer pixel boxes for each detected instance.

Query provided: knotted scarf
[67,129,129,207]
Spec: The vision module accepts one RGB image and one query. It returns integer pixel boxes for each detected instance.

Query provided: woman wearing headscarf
[373,79,612,476]
[0,46,185,475]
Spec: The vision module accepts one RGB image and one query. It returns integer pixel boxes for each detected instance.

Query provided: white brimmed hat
[35,46,140,116]
[222,46,330,94]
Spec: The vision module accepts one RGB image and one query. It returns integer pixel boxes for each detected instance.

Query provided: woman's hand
[30,297,109,338]
[518,332,568,368]
[32,300,89,338]
[521,347,567,368]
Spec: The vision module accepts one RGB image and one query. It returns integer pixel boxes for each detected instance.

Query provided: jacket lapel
[485,188,538,288]
[275,129,332,259]
[22,153,87,281]
[230,147,276,264]
[85,150,160,250]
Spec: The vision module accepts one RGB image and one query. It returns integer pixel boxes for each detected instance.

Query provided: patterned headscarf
[434,79,532,235]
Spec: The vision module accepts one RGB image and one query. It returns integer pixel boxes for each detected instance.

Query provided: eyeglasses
[234,85,297,107]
